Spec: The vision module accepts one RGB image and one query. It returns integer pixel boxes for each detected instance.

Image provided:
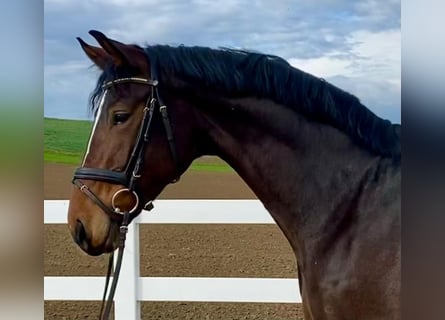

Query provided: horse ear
[88,30,149,72]
[77,37,110,69]
[88,30,130,67]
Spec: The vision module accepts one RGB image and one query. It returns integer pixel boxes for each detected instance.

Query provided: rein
[99,211,130,320]
[71,77,179,320]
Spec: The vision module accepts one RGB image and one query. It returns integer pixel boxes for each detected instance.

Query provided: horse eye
[113,112,130,125]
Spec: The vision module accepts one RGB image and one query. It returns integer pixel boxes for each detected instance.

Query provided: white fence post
[114,221,140,320]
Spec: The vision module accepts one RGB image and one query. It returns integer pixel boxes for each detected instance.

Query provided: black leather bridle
[71,76,179,320]
[72,76,179,221]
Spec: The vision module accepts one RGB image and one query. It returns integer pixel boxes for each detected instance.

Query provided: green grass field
[44,118,93,164]
[44,117,232,172]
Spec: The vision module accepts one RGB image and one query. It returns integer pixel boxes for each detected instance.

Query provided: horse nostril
[75,219,87,245]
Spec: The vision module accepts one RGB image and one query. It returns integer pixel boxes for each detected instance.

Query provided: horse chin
[100,223,120,254]
[80,222,120,256]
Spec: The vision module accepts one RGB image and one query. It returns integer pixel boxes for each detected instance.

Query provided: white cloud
[288,55,352,78]
[288,29,400,79]
[348,30,400,76]
[44,60,98,119]
[44,0,401,121]
[354,0,400,23]
[286,29,400,121]
[45,60,90,77]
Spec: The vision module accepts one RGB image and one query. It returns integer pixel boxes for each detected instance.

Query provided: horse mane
[90,44,401,158]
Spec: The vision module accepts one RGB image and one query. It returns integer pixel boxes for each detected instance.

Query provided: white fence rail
[44,200,301,320]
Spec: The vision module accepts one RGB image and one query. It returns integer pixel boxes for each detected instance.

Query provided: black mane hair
[90,44,400,158]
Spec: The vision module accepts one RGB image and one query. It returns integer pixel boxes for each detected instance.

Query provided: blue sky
[44,0,400,123]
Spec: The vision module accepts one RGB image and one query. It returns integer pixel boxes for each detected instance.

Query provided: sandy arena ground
[44,162,304,319]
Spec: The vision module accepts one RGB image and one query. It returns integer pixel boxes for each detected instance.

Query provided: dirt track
[44,163,303,319]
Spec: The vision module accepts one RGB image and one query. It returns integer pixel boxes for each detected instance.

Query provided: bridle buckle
[119,225,128,233]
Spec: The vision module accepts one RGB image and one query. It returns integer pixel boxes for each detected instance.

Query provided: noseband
[72,77,179,222]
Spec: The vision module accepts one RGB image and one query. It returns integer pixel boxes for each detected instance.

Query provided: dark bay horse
[67,30,400,320]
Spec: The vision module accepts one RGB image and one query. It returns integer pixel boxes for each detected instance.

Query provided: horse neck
[192,94,384,254]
